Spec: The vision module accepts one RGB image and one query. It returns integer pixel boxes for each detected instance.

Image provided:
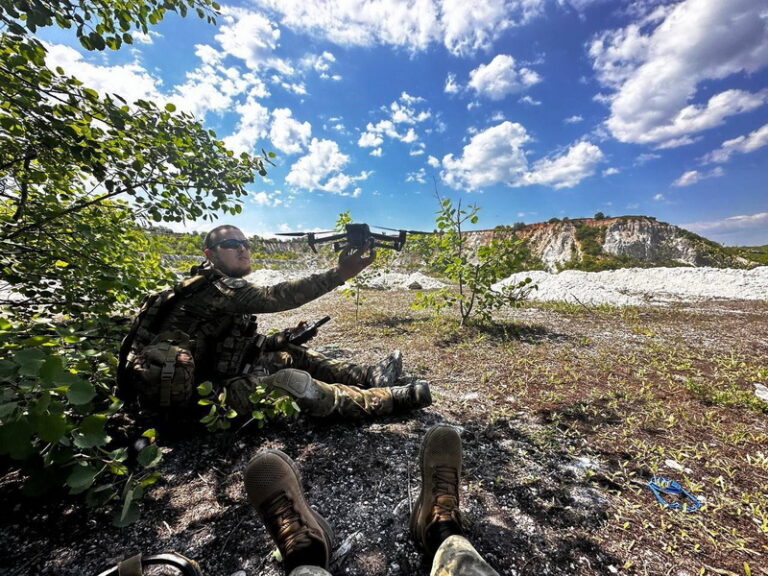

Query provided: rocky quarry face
[478,216,743,271]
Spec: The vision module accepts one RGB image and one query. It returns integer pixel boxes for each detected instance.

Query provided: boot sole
[244,450,336,551]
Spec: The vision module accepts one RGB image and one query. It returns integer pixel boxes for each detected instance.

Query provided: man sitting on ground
[118,224,431,421]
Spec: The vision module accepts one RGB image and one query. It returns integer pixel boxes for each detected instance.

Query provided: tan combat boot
[244,450,334,572]
[410,424,464,556]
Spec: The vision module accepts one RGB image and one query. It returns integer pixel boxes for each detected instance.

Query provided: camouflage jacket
[127,265,345,381]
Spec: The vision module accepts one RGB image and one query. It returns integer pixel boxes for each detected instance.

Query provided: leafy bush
[0,0,265,524]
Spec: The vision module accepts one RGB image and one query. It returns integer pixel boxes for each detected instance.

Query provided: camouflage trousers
[287,535,499,576]
[225,344,393,419]
[260,344,371,387]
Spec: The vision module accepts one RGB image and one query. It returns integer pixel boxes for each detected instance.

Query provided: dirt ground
[1,289,767,576]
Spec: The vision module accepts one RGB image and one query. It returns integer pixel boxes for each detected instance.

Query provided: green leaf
[113,495,140,527]
[66,463,98,492]
[14,349,46,377]
[0,402,19,420]
[65,379,96,405]
[137,443,161,468]
[35,411,68,442]
[0,418,35,459]
[196,381,212,396]
[165,102,176,112]
[73,414,109,448]
[39,355,65,383]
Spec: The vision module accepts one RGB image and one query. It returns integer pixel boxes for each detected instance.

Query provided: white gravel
[246,269,446,290]
[249,266,768,306]
[494,266,768,306]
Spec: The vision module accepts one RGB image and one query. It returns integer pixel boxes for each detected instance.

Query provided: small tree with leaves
[413,196,534,326]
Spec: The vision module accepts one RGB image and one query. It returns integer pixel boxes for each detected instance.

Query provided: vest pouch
[131,333,195,409]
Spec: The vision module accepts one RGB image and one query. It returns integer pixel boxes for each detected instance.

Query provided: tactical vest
[116,273,211,404]
[116,269,268,408]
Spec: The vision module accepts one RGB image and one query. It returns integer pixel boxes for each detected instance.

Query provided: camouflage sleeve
[226,269,345,314]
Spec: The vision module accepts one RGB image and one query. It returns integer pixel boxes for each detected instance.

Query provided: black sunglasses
[211,239,250,250]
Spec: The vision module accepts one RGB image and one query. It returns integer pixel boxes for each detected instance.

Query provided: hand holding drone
[277,223,430,253]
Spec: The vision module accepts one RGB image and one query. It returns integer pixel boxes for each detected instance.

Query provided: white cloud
[251,0,545,56]
[564,115,584,124]
[427,155,441,168]
[701,123,768,164]
[172,45,265,119]
[590,0,768,147]
[250,191,283,207]
[390,93,431,124]
[468,54,541,100]
[441,0,545,55]
[558,0,611,11]
[131,30,160,44]
[653,193,665,201]
[519,141,605,189]
[270,109,312,155]
[286,138,370,195]
[275,79,307,95]
[324,118,347,134]
[519,95,542,106]
[682,212,768,242]
[441,121,531,190]
[358,130,385,148]
[223,95,271,154]
[444,73,460,94]
[406,168,428,183]
[357,92,433,151]
[216,7,282,70]
[45,43,164,105]
[672,166,724,187]
[603,167,620,176]
[635,152,660,165]
[302,51,336,73]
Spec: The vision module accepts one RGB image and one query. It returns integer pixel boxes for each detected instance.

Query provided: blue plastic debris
[647,477,702,512]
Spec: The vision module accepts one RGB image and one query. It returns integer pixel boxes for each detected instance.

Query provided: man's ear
[203,248,213,260]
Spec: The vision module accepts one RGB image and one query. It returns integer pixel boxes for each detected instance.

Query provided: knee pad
[267,369,321,401]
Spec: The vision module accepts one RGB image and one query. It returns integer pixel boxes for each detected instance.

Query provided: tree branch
[11,154,34,221]
[1,180,159,241]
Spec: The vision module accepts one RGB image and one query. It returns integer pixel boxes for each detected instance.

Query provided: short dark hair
[203,225,242,249]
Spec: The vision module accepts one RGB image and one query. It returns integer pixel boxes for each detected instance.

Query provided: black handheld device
[289,315,331,345]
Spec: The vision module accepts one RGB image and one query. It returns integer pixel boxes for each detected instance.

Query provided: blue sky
[41,0,767,245]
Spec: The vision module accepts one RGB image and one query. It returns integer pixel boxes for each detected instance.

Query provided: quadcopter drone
[277,223,431,253]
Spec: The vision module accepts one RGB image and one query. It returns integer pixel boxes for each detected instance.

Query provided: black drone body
[277,223,428,253]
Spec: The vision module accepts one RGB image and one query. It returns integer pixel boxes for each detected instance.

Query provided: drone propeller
[276,230,333,237]
[372,225,433,235]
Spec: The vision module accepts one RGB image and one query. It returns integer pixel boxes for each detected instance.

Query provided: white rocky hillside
[463,216,752,271]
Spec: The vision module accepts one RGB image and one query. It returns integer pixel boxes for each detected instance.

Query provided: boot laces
[264,493,313,556]
[431,465,461,526]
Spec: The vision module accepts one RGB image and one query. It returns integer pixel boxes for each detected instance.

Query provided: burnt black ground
[2,289,766,576]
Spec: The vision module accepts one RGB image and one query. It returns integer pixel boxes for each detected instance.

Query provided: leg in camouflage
[260,345,402,388]
[430,535,500,576]
[226,369,430,419]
